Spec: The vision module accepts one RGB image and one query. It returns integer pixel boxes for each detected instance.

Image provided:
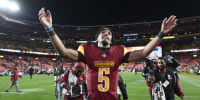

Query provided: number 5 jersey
[78,44,129,100]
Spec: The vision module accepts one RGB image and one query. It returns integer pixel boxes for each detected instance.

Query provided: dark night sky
[3,0,200,26]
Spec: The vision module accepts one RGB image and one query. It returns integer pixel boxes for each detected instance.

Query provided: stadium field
[0,72,199,100]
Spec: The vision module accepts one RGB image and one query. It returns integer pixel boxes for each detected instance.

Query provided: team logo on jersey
[102,53,106,57]
[94,61,114,67]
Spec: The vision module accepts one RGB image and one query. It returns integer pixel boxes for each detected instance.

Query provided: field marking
[128,94,150,96]
[21,88,45,91]
[128,94,200,97]
[135,80,146,81]
[0,88,45,94]
[180,75,200,87]
[0,92,25,94]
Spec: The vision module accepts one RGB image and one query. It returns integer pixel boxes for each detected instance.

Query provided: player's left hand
[161,15,178,34]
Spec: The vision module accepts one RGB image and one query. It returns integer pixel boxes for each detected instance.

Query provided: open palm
[161,15,177,34]
[38,8,52,28]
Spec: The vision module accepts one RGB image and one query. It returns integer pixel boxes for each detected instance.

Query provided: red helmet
[73,62,85,72]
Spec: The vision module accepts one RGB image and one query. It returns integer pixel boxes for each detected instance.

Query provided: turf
[0,72,199,100]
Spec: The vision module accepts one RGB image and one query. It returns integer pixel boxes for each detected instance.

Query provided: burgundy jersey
[78,44,129,100]
[60,70,86,100]
[10,68,21,81]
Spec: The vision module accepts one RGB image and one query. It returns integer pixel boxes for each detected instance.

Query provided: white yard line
[0,92,25,94]
[179,75,200,87]
[128,94,200,97]
[0,88,45,94]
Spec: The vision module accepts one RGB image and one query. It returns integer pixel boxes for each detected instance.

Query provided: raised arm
[128,15,177,62]
[38,7,78,61]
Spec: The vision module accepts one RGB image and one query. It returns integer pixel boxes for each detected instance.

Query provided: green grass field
[0,72,200,100]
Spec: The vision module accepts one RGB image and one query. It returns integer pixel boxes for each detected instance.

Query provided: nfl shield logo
[102,53,106,57]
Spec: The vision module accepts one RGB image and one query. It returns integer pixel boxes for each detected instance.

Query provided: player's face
[157,59,166,69]
[75,70,83,77]
[97,29,112,47]
[75,66,83,77]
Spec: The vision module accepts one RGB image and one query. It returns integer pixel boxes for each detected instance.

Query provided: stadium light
[52,58,56,61]
[0,0,20,12]
[150,36,175,40]
[0,0,8,8]
[8,2,20,11]
[193,54,198,58]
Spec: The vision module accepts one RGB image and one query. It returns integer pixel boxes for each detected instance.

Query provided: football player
[39,7,177,100]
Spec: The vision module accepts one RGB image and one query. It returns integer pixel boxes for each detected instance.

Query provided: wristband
[47,29,56,36]
[46,28,54,33]
[45,26,54,32]
[157,32,164,38]
[44,24,56,36]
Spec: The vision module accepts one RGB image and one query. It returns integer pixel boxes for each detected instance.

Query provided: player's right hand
[66,85,70,89]
[62,83,70,89]
[38,7,52,28]
[147,75,154,82]
[160,15,177,34]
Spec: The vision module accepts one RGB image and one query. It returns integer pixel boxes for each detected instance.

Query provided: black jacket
[118,74,128,99]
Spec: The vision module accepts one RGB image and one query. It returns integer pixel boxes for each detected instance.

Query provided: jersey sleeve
[77,44,84,56]
[123,47,129,56]
[60,71,70,88]
[77,44,85,62]
[121,47,130,63]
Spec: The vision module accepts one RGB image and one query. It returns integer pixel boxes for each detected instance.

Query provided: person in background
[29,67,34,79]
[5,66,22,93]
[54,60,65,100]
[60,62,86,100]
[135,68,137,75]
[147,57,184,100]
